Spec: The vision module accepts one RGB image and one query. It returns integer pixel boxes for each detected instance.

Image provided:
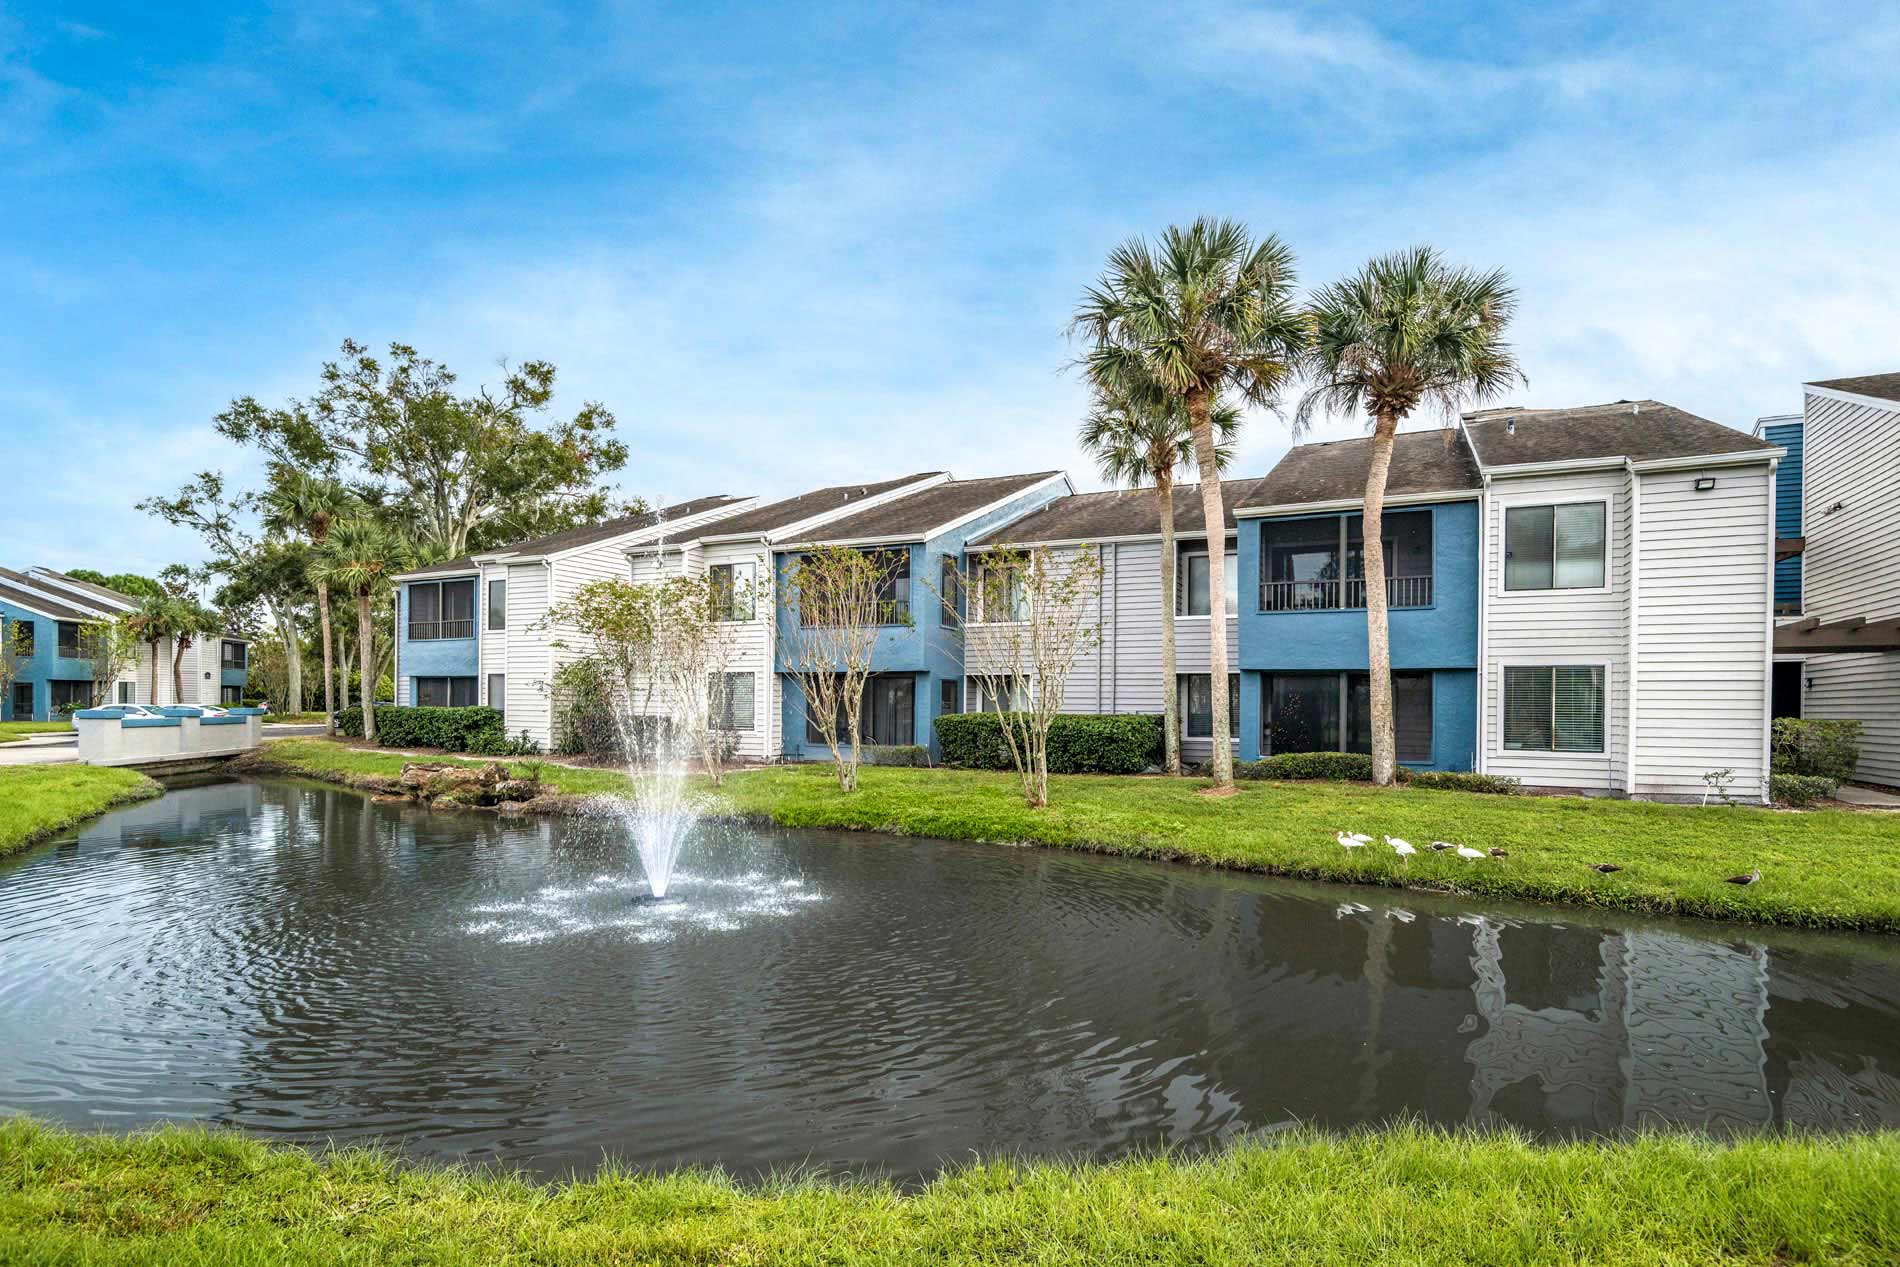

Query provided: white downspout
[1474,474,1489,772]
[1625,459,1641,796]
[1761,460,1778,803]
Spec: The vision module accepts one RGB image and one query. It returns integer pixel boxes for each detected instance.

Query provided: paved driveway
[0,734,77,766]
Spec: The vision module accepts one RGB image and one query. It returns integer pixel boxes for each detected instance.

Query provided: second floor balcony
[1261,574,1435,612]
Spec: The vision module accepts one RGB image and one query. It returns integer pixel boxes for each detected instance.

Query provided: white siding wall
[701,543,775,760]
[1631,466,1772,800]
[504,562,553,745]
[1482,472,1629,792]
[1805,653,1900,787]
[479,562,507,710]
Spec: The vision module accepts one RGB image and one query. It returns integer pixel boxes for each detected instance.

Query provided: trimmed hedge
[1771,772,1838,808]
[934,713,1163,774]
[1771,718,1863,782]
[863,744,930,767]
[1235,752,1373,782]
[1402,769,1522,796]
[336,705,506,752]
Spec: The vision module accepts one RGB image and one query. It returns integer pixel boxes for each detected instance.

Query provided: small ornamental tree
[958,544,1105,807]
[78,616,141,707]
[778,545,913,792]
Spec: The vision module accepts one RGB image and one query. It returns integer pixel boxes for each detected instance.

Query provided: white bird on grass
[1455,844,1487,861]
[1383,835,1416,858]
[1336,831,1371,850]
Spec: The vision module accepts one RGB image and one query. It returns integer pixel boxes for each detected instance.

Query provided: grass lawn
[0,765,161,857]
[0,720,74,744]
[250,739,1900,931]
[260,711,329,725]
[3,1118,1895,1265]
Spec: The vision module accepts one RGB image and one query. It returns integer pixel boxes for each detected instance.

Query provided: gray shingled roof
[1462,401,1774,467]
[27,568,138,607]
[973,477,1270,545]
[0,567,125,617]
[1808,372,1900,404]
[1235,429,1480,511]
[0,581,96,621]
[688,473,945,540]
[401,493,748,577]
[798,471,1065,542]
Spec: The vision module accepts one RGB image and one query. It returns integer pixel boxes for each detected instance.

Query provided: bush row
[1231,751,1520,794]
[1771,718,1862,782]
[934,713,1162,774]
[1770,772,1838,808]
[336,705,539,755]
[863,744,930,767]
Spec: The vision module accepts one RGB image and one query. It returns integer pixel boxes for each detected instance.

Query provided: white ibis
[1336,831,1370,850]
[1455,844,1486,861]
[1725,868,1761,886]
[1383,835,1416,858]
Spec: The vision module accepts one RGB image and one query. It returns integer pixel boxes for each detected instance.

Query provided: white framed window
[1177,673,1240,741]
[1502,664,1606,753]
[487,673,506,718]
[709,562,756,622]
[976,561,1027,623]
[487,579,506,630]
[1179,543,1238,616]
[117,681,135,704]
[970,675,1029,713]
[710,671,755,731]
[1504,501,1607,591]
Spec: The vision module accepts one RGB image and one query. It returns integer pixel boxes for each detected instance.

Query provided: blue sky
[4,1,1897,574]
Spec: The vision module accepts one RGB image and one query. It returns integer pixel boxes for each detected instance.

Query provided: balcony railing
[799,596,912,627]
[407,619,476,641]
[1259,575,1433,612]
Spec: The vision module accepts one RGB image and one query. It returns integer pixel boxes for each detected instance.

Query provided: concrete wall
[75,706,265,765]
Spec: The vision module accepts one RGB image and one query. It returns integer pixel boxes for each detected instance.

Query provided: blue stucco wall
[0,605,99,720]
[397,580,480,688]
[1764,420,1803,610]
[1235,499,1480,767]
[773,477,1068,759]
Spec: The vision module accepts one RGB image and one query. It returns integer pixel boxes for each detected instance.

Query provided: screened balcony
[1258,510,1434,613]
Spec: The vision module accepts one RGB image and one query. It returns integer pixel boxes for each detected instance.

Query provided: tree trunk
[1185,387,1234,788]
[317,580,337,733]
[1156,472,1182,775]
[358,593,377,743]
[1363,411,1400,786]
[171,636,189,704]
[270,600,302,713]
[149,639,163,704]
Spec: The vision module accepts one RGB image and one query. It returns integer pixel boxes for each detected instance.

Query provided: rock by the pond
[349,774,408,796]
[396,761,543,808]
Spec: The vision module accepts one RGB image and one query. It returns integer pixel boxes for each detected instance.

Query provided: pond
[3,778,1899,1182]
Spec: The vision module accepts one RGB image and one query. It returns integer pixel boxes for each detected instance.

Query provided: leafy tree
[76,617,141,706]
[216,339,629,558]
[778,546,913,792]
[1298,247,1523,785]
[166,598,223,705]
[307,517,409,742]
[66,569,164,600]
[261,470,353,733]
[1078,386,1239,776]
[1075,218,1308,789]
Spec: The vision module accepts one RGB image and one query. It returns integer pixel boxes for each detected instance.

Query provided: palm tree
[1297,246,1524,785]
[126,594,177,704]
[1074,218,1308,788]
[309,517,407,742]
[263,470,353,734]
[1078,385,1241,775]
[168,599,221,704]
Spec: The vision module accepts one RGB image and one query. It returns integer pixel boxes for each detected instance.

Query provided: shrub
[1235,751,1374,782]
[934,713,1162,774]
[552,660,624,758]
[466,728,543,757]
[335,705,506,752]
[1771,772,1838,808]
[863,744,930,767]
[1771,718,1863,782]
[1400,769,1522,796]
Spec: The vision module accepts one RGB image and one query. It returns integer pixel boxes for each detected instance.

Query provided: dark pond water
[4,778,1899,1181]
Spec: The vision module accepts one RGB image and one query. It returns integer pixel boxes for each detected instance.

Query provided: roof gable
[1237,429,1479,511]
[1807,372,1900,406]
[1463,401,1774,467]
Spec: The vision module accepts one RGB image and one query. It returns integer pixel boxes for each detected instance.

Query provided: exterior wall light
[1693,477,1717,491]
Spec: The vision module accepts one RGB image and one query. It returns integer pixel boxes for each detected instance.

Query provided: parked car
[83,704,159,720]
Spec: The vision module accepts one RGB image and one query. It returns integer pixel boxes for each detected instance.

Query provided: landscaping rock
[349,774,409,796]
[494,779,541,802]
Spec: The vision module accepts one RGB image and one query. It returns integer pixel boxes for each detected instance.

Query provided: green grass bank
[0,720,75,744]
[0,765,161,857]
[3,1118,1896,1265]
[248,739,1900,931]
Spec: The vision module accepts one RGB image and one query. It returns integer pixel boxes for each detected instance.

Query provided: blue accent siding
[397,580,481,687]
[1763,420,1803,610]
[0,603,101,720]
[1235,499,1480,769]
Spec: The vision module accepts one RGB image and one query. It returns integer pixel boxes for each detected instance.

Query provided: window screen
[710,672,755,731]
[1179,673,1239,740]
[1505,503,1605,590]
[488,580,507,630]
[1503,666,1604,753]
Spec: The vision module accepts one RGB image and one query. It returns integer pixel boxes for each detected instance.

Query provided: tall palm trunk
[171,635,190,704]
[1186,388,1234,787]
[1363,412,1400,786]
[357,592,377,743]
[317,580,337,734]
[1155,470,1182,775]
[149,639,163,704]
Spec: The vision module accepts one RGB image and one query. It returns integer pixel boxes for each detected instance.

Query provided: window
[979,559,1027,622]
[709,562,756,622]
[12,682,33,718]
[940,557,963,628]
[709,672,755,731]
[1261,512,1434,611]
[972,676,1029,713]
[221,685,242,706]
[1504,503,1606,590]
[1503,666,1605,752]
[1266,671,1433,763]
[414,676,479,707]
[874,550,910,625]
[221,640,246,670]
[488,579,507,630]
[1178,673,1240,740]
[940,676,961,715]
[488,674,506,717]
[12,620,34,658]
[58,621,80,659]
[407,579,476,640]
[50,680,92,713]
[1180,542,1239,616]
[805,674,914,744]
[118,682,135,704]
